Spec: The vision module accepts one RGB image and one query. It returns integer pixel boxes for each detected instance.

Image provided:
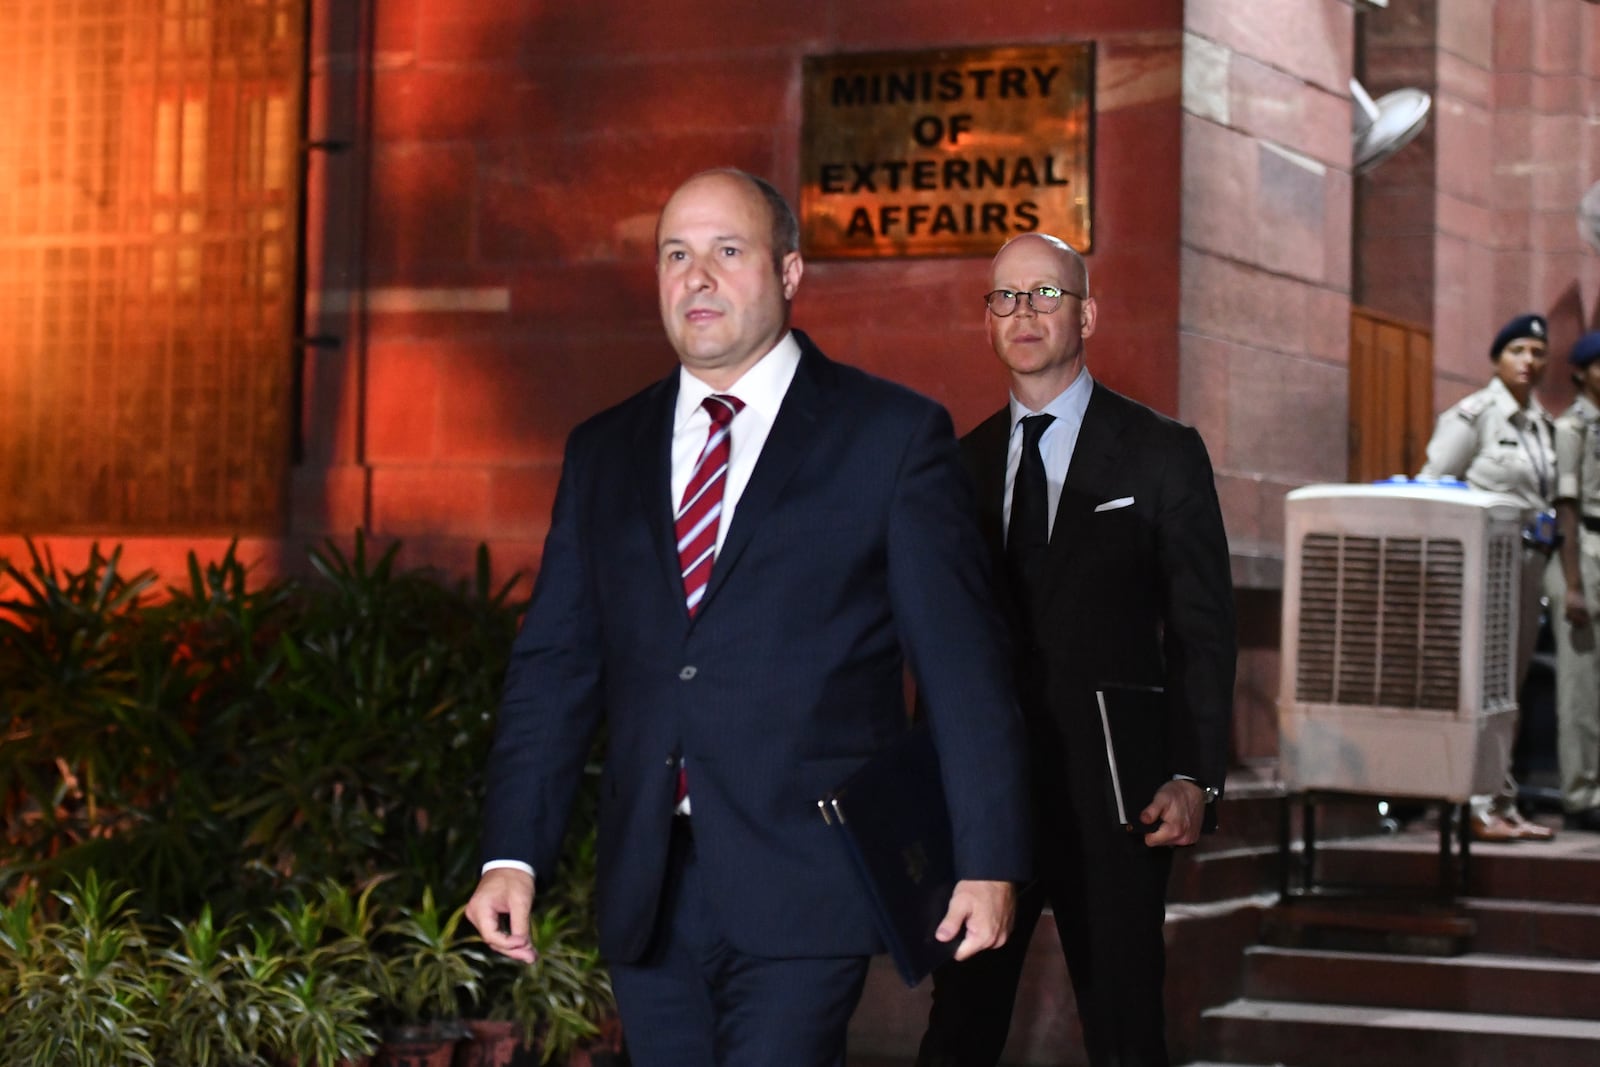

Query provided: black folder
[1094,685,1169,833]
[818,726,958,987]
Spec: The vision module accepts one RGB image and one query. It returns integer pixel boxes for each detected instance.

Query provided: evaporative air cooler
[1277,483,1526,802]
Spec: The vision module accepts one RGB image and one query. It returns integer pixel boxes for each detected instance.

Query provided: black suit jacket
[482,332,1031,964]
[962,382,1235,823]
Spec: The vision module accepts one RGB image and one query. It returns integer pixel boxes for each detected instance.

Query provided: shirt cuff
[482,859,535,879]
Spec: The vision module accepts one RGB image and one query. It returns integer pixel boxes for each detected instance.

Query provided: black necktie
[1007,414,1055,608]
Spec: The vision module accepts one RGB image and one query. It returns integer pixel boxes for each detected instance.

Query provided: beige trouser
[1551,529,1600,813]
[1474,549,1560,817]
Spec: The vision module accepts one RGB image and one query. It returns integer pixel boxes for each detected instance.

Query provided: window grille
[0,0,305,532]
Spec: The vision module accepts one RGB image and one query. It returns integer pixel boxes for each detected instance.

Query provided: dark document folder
[1094,685,1169,833]
[818,727,958,987]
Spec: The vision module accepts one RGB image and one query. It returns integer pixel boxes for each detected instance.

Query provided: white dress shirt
[1003,367,1094,542]
[671,331,802,551]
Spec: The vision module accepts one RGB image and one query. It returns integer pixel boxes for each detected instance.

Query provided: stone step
[1261,895,1476,955]
[1241,944,1600,1019]
[1467,897,1600,958]
[1204,997,1600,1067]
[1307,825,1600,904]
[1169,843,1283,903]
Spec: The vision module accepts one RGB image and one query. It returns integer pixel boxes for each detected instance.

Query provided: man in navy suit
[916,234,1236,1067]
[464,169,1031,1066]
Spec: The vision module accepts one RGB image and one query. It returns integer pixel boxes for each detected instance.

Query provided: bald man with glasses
[916,233,1236,1067]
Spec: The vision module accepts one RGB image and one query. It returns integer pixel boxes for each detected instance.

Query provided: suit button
[679,665,697,680]
[665,755,676,767]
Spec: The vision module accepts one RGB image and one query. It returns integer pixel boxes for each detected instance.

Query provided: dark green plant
[221,534,521,908]
[258,880,382,1066]
[276,961,379,1067]
[220,924,292,1064]
[507,907,616,1064]
[377,887,485,1035]
[315,876,391,993]
[151,905,254,1067]
[0,883,42,1007]
[0,534,616,1062]
[1,534,527,916]
[1,872,158,1066]
[0,543,167,876]
[0,541,283,919]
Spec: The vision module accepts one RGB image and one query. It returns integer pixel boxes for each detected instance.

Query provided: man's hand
[1566,587,1592,629]
[935,879,1016,961]
[464,868,538,963]
[1141,779,1205,847]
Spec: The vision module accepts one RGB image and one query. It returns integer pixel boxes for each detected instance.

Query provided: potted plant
[499,907,617,1066]
[277,960,380,1067]
[458,953,528,1067]
[272,884,380,1067]
[0,873,159,1066]
[149,904,270,1066]
[373,888,484,1066]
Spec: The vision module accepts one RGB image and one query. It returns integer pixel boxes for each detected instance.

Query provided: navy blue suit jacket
[482,332,1031,964]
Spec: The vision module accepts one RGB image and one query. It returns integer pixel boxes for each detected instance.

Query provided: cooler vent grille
[1295,533,1465,711]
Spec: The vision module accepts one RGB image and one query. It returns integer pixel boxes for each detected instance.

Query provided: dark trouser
[609,817,870,1067]
[916,799,1174,1067]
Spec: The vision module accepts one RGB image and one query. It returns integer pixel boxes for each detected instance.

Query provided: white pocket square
[1094,496,1135,513]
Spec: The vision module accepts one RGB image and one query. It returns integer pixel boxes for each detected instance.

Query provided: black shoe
[1563,807,1600,832]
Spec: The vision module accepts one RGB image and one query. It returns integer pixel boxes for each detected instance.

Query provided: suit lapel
[1046,383,1125,583]
[629,372,685,613]
[697,333,830,616]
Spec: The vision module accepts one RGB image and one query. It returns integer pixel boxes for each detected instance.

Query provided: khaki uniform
[1553,394,1600,813]
[1421,376,1557,513]
[1421,376,1560,810]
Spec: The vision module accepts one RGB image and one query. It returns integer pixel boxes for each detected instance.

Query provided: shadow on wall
[1538,280,1600,415]
[302,2,817,557]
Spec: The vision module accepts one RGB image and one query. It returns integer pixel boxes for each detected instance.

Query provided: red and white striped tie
[674,394,742,807]
[676,394,744,617]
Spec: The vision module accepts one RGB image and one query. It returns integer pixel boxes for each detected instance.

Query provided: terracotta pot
[568,1014,627,1067]
[375,1032,462,1067]
[452,1019,522,1067]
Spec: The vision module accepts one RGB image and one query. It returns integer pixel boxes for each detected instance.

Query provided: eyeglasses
[982,286,1084,317]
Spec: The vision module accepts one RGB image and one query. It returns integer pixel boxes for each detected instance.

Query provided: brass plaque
[800,43,1094,259]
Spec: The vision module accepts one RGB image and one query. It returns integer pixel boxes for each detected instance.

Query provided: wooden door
[1349,307,1433,483]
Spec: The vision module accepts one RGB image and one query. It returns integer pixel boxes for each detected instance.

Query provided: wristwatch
[1173,774,1219,804]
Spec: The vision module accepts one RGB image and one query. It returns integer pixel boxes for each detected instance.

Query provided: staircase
[1197,819,1600,1067]
[848,782,1600,1067]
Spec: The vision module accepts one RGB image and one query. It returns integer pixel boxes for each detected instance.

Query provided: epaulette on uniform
[1453,390,1493,423]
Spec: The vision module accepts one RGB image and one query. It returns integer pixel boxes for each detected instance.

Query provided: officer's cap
[1572,331,1600,368]
[1490,313,1548,361]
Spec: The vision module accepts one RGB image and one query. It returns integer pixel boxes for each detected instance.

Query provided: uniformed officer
[1553,330,1600,831]
[1419,312,1559,843]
